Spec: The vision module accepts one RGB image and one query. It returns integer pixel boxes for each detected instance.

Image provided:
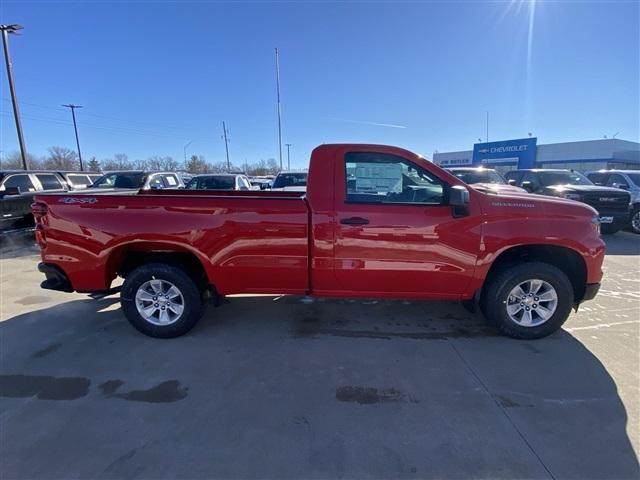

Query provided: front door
[332,150,480,298]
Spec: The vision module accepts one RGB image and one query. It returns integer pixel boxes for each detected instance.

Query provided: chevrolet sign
[472,137,537,169]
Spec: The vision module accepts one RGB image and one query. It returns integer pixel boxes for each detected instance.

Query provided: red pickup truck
[32,144,605,340]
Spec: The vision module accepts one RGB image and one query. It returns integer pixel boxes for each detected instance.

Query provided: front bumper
[582,282,601,302]
[38,262,73,292]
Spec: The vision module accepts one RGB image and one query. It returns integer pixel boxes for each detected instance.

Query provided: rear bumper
[582,282,601,302]
[38,262,73,292]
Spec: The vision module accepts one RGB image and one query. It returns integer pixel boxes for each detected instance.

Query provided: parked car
[185,174,253,191]
[270,171,308,191]
[446,167,527,193]
[89,171,184,190]
[248,177,273,190]
[586,170,640,234]
[504,169,631,234]
[1,170,68,233]
[33,144,605,340]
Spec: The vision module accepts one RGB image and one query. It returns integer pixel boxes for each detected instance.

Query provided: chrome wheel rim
[135,279,185,326]
[632,211,640,233]
[505,279,558,327]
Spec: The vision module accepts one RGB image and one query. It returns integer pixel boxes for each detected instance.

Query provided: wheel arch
[105,241,213,292]
[482,244,587,304]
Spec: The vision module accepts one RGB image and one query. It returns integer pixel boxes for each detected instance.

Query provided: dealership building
[432,138,640,173]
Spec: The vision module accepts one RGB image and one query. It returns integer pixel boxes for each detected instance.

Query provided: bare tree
[102,154,132,171]
[185,155,211,174]
[0,151,42,170]
[86,157,101,172]
[147,156,179,171]
[44,147,79,170]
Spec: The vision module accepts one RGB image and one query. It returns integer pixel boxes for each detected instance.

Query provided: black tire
[600,224,621,235]
[628,208,640,235]
[121,263,205,338]
[481,262,574,340]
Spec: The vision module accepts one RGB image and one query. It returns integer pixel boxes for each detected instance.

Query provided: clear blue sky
[1,0,638,168]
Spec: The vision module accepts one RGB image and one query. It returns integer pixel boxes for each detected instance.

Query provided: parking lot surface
[1,233,639,479]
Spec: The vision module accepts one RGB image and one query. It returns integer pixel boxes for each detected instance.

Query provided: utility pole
[62,104,84,171]
[486,111,489,145]
[222,121,230,172]
[285,143,292,170]
[183,140,193,163]
[275,48,283,170]
[1,24,28,170]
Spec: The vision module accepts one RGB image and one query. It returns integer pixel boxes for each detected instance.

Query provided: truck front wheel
[481,262,574,339]
[121,263,205,338]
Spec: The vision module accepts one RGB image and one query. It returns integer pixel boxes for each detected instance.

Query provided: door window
[345,152,444,205]
[1,174,36,192]
[587,173,609,186]
[606,174,629,188]
[147,175,164,189]
[162,174,179,187]
[35,174,64,190]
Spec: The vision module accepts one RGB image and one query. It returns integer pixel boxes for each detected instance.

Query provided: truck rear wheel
[481,262,574,339]
[121,263,205,338]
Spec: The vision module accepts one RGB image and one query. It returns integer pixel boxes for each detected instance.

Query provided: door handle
[340,216,370,225]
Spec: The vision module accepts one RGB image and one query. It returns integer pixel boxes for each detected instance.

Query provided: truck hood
[471,183,527,194]
[477,189,598,217]
[545,184,629,196]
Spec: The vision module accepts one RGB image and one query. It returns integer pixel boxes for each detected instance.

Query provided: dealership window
[345,152,444,205]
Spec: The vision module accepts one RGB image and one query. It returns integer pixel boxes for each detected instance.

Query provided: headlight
[591,215,601,234]
[564,193,582,201]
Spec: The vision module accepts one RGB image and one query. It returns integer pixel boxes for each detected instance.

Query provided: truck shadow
[602,231,640,255]
[0,294,638,478]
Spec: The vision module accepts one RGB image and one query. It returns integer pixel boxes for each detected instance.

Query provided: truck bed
[34,190,309,294]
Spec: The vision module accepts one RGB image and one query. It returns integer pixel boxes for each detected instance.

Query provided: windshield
[627,173,640,186]
[91,172,146,189]
[451,169,505,185]
[538,171,592,186]
[186,175,236,190]
[273,172,307,188]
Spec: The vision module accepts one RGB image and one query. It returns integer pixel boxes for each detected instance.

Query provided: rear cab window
[67,174,92,187]
[345,152,444,205]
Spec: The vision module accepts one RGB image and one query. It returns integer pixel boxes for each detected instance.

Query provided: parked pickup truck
[32,144,605,340]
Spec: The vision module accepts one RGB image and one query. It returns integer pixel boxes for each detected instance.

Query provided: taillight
[31,202,48,249]
[31,201,48,218]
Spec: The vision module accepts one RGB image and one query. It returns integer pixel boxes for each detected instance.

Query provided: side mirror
[612,183,629,190]
[449,185,470,206]
[507,179,516,186]
[239,186,249,191]
[0,186,21,196]
[149,184,164,190]
[521,181,534,192]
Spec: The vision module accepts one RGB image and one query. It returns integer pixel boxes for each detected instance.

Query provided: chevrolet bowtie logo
[478,148,490,154]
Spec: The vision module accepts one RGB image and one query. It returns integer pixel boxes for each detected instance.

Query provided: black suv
[504,169,631,234]
[0,170,101,235]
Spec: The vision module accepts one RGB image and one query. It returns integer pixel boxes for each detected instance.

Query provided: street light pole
[62,104,84,171]
[183,140,193,163]
[1,24,28,170]
[285,143,291,170]
[275,48,283,170]
[222,121,231,172]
